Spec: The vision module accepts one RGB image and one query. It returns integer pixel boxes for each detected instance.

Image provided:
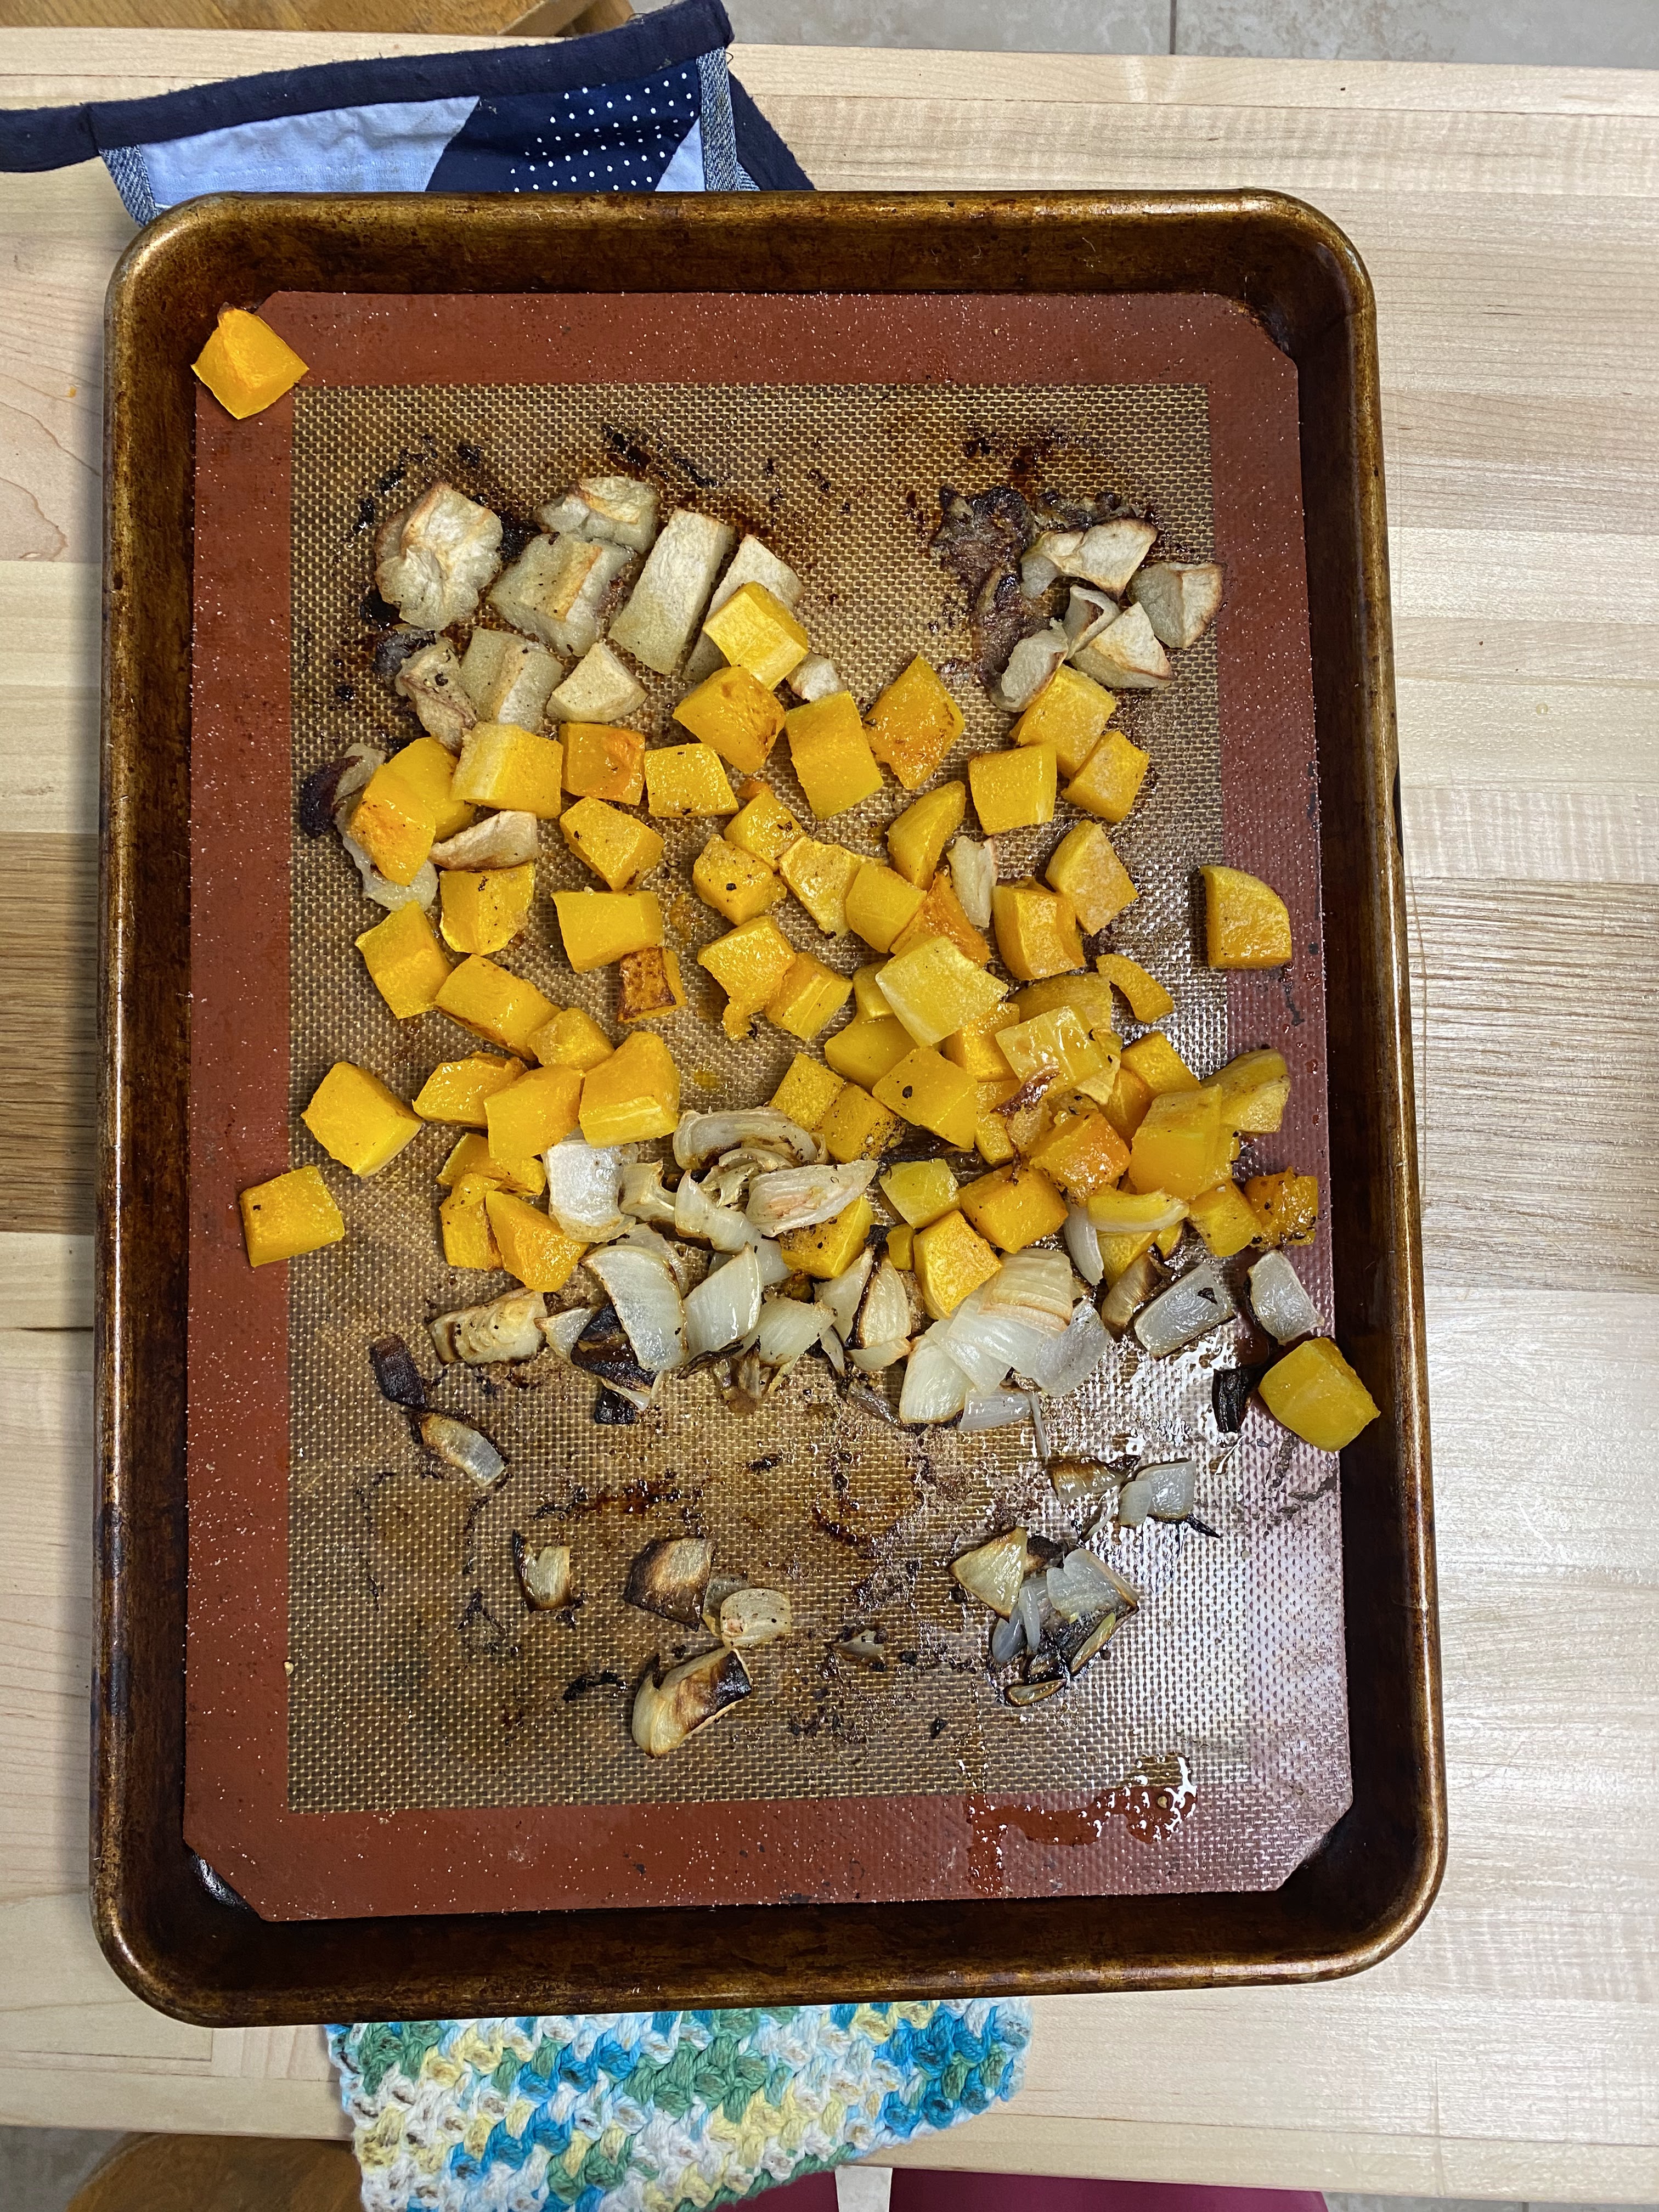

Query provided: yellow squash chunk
[970,744,1057,834]
[356,900,450,1018]
[887,1224,914,1269]
[778,1193,876,1279]
[945,1006,1015,1080]
[552,889,664,973]
[995,1005,1107,1086]
[438,864,537,955]
[887,781,966,888]
[617,946,686,1025]
[768,951,852,1042]
[728,781,803,867]
[913,1208,1001,1319]
[437,1132,544,1198]
[485,1064,583,1163]
[691,834,785,926]
[1102,1058,1154,1143]
[1126,1087,1231,1201]
[958,1163,1069,1254]
[1186,1180,1262,1259]
[1064,729,1150,823]
[823,1012,911,1090]
[1027,1109,1130,1200]
[348,764,436,887]
[578,1031,681,1145]
[413,1051,526,1126]
[560,798,664,893]
[821,1085,903,1163]
[433,956,556,1055]
[877,932,1007,1048]
[1156,1221,1186,1260]
[1207,1047,1291,1133]
[452,721,563,819]
[1259,1338,1380,1451]
[440,1172,502,1270]
[527,1006,612,1074]
[991,881,1084,982]
[701,581,810,690]
[1098,1228,1155,1285]
[673,664,786,774]
[562,721,645,805]
[1013,972,1120,1035]
[484,1189,588,1292]
[770,1053,846,1131]
[873,1046,978,1149]
[890,873,991,967]
[697,915,795,1038]
[385,735,475,841]
[779,836,863,935]
[880,1158,960,1228]
[845,861,925,954]
[1202,865,1294,968]
[865,657,965,791]
[192,307,308,419]
[974,1080,1019,1166]
[785,693,884,817]
[853,963,890,1019]
[1245,1170,1320,1246]
[239,1163,343,1267]
[1045,821,1138,933]
[301,1061,421,1178]
[1121,1031,1199,1097]
[1011,663,1117,778]
[644,743,738,818]
[1095,951,1175,1024]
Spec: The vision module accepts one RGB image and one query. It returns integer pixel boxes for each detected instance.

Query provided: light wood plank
[0,562,99,828]
[0,831,95,1235]
[0,1234,92,1328]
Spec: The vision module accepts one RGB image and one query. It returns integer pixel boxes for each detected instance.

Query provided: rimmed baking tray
[97,190,1441,2024]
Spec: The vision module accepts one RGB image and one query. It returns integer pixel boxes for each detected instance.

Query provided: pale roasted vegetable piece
[1128,560,1224,648]
[548,641,647,726]
[1071,602,1172,691]
[537,475,659,553]
[610,509,736,674]
[376,482,502,630]
[632,1646,751,1754]
[458,629,562,731]
[489,533,630,658]
[396,637,477,751]
[685,533,805,682]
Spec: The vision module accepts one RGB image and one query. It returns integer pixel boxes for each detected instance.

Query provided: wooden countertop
[1,30,1655,2194]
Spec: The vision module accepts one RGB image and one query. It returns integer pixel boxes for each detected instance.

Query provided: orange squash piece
[192,308,309,420]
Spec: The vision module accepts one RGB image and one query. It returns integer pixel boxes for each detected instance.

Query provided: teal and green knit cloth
[331,2002,1032,2212]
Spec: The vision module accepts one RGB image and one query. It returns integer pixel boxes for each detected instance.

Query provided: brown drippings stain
[964,1754,1197,1893]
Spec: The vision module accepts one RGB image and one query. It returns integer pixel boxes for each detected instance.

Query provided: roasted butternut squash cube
[780,1193,876,1278]
[945,1006,1015,1080]
[1028,1109,1130,1200]
[560,798,663,893]
[1245,1170,1319,1246]
[969,744,1057,833]
[452,721,563,819]
[728,781,803,867]
[644,743,738,818]
[1203,865,1294,969]
[974,1080,1020,1166]
[561,721,645,805]
[301,1060,421,1178]
[527,1006,612,1074]
[878,1158,959,1228]
[913,1208,1002,1319]
[958,1163,1069,1254]
[887,1223,914,1269]
[192,307,307,420]
[1097,1228,1156,1286]
[995,1005,1107,1086]
[820,1085,903,1163]
[1126,1088,1231,1200]
[1012,663,1117,778]
[484,1188,588,1292]
[768,951,852,1042]
[413,1051,526,1126]
[348,764,437,886]
[1207,1047,1291,1133]
[823,1012,911,1090]
[845,861,925,954]
[853,964,891,1019]
[1095,951,1174,1024]
[697,915,795,1038]
[1121,1031,1199,1097]
[890,873,991,967]
[1186,1180,1262,1258]
[617,945,686,1025]
[701,581,811,689]
[386,735,475,840]
[887,781,966,888]
[440,1172,502,1270]
[438,864,537,955]
[578,1030,681,1145]
[552,889,663,973]
[785,693,884,817]
[876,932,1007,1048]
[433,956,556,1054]
[484,1064,583,1163]
[1045,821,1138,933]
[770,1052,846,1131]
[1259,1338,1380,1451]
[437,1131,544,1198]
[1013,972,1120,1035]
[991,881,1084,981]
[673,664,786,774]
[356,900,450,1018]
[1102,1058,1154,1143]
[865,657,965,791]
[1064,729,1150,823]
[691,834,785,926]
[239,1163,343,1266]
[778,838,864,939]
[873,1046,978,1149]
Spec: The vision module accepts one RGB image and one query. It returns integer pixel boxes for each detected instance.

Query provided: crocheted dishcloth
[331,2001,1032,2212]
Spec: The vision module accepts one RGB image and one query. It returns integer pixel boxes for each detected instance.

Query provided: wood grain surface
[0,32,1654,2194]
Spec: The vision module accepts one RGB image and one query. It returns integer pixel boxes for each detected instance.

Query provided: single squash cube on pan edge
[239,1164,345,1267]
[193,308,308,419]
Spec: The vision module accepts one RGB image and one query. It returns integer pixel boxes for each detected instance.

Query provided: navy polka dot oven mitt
[0,0,810,220]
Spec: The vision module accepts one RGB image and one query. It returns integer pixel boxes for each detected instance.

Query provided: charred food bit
[417,1412,506,1489]
[568,1304,657,1407]
[368,1333,427,1409]
[624,1535,714,1624]
[429,1288,547,1367]
[835,1625,887,1670]
[394,637,477,751]
[512,1535,573,1611]
[1211,1364,1266,1434]
[631,1645,751,1755]
[375,482,503,631]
